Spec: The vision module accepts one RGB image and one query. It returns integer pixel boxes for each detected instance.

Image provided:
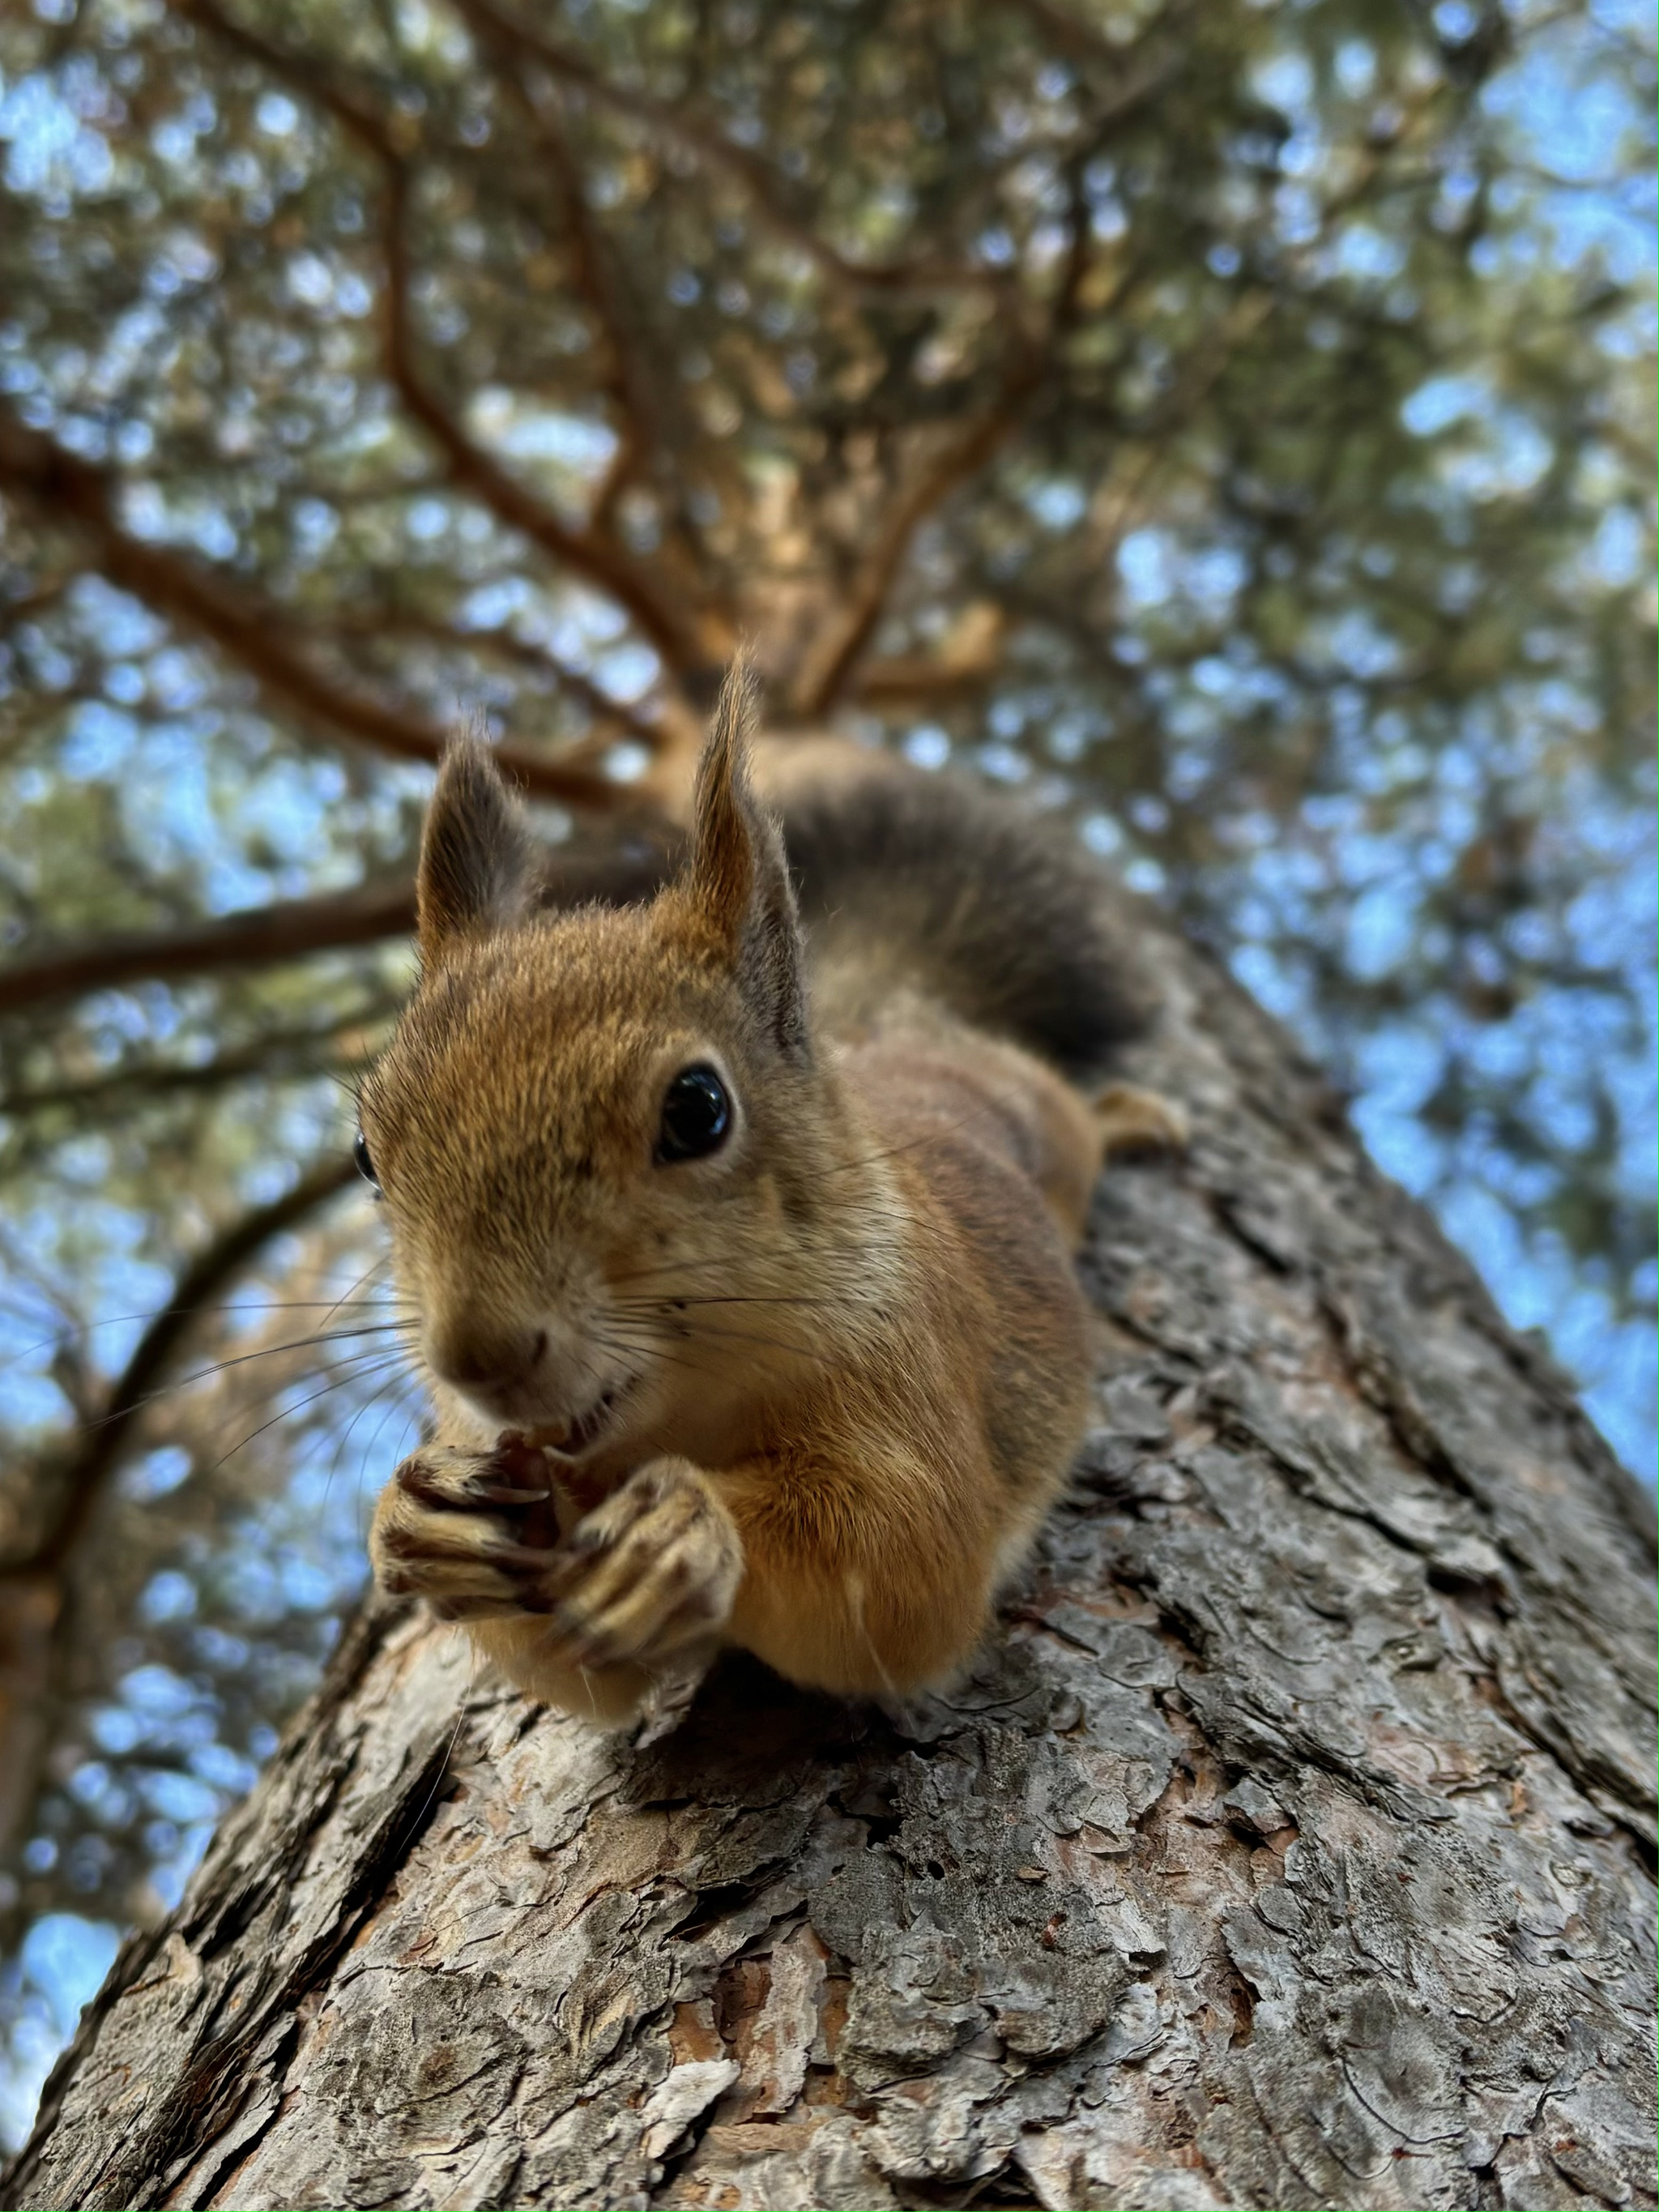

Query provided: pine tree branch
[451,0,1009,301]
[486,66,664,536]
[32,1159,361,1575]
[176,0,719,682]
[0,1015,393,1116]
[790,342,1047,717]
[0,404,626,807]
[0,823,681,1017]
[318,610,665,749]
[1003,0,1187,97]
[379,163,716,677]
[0,1159,360,1878]
[848,604,1009,706]
[0,879,418,1017]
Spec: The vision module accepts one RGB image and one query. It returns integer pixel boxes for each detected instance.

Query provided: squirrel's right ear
[416,740,540,965]
[687,659,808,1057]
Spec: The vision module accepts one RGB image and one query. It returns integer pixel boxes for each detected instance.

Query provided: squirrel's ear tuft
[416,740,540,966]
[688,660,808,1057]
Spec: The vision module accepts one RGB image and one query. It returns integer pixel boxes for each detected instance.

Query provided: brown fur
[363,668,1180,1726]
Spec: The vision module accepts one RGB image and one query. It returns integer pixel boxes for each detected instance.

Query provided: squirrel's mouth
[527,1380,633,1459]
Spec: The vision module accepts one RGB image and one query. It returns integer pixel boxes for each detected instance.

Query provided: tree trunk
[6,905,1653,2212]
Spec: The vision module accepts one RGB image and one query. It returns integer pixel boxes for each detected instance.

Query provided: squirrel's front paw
[540,1459,742,1675]
[370,1435,565,1621]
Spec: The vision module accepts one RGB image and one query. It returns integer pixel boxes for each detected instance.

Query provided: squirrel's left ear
[416,739,540,966]
[689,661,808,1057]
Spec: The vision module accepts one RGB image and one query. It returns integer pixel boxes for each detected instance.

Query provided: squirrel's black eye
[353,1129,380,1192]
[656,1065,731,1163]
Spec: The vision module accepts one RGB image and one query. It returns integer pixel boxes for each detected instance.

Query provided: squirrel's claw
[370,1437,565,1619]
[536,1459,742,1674]
[390,1438,553,1510]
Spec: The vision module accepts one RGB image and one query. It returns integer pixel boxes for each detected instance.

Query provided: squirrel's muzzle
[429,1319,548,1401]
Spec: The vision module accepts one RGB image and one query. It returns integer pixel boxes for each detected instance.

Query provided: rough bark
[6,904,1653,2212]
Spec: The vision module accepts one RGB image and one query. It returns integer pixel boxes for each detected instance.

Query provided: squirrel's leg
[372,1441,740,1726]
[716,1455,1004,1701]
[959,1046,1187,1245]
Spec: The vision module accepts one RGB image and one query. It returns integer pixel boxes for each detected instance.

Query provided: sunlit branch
[850,604,1009,705]
[850,657,1000,706]
[0,404,629,807]
[791,341,1047,717]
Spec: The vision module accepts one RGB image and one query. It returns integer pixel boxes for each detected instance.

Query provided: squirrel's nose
[430,1322,548,1394]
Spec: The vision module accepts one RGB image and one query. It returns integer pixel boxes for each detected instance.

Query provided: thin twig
[34,1159,360,1575]
[177,0,716,681]
[790,338,1047,718]
[319,609,665,749]
[452,0,1009,302]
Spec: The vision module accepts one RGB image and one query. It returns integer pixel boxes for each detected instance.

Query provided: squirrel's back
[753,741,1150,1080]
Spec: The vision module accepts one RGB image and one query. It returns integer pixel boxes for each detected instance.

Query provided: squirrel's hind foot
[1093,1080,1190,1161]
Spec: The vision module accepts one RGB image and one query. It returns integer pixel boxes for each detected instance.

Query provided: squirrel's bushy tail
[772,754,1150,1079]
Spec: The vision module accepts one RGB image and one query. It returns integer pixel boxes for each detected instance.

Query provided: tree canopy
[0,0,1652,2148]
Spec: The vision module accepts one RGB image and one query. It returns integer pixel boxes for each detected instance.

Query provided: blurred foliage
[0,0,1652,2147]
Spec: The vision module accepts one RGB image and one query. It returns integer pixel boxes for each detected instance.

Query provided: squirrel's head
[358,667,855,1471]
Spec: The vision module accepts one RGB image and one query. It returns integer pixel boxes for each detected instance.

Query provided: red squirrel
[362,667,1183,1725]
